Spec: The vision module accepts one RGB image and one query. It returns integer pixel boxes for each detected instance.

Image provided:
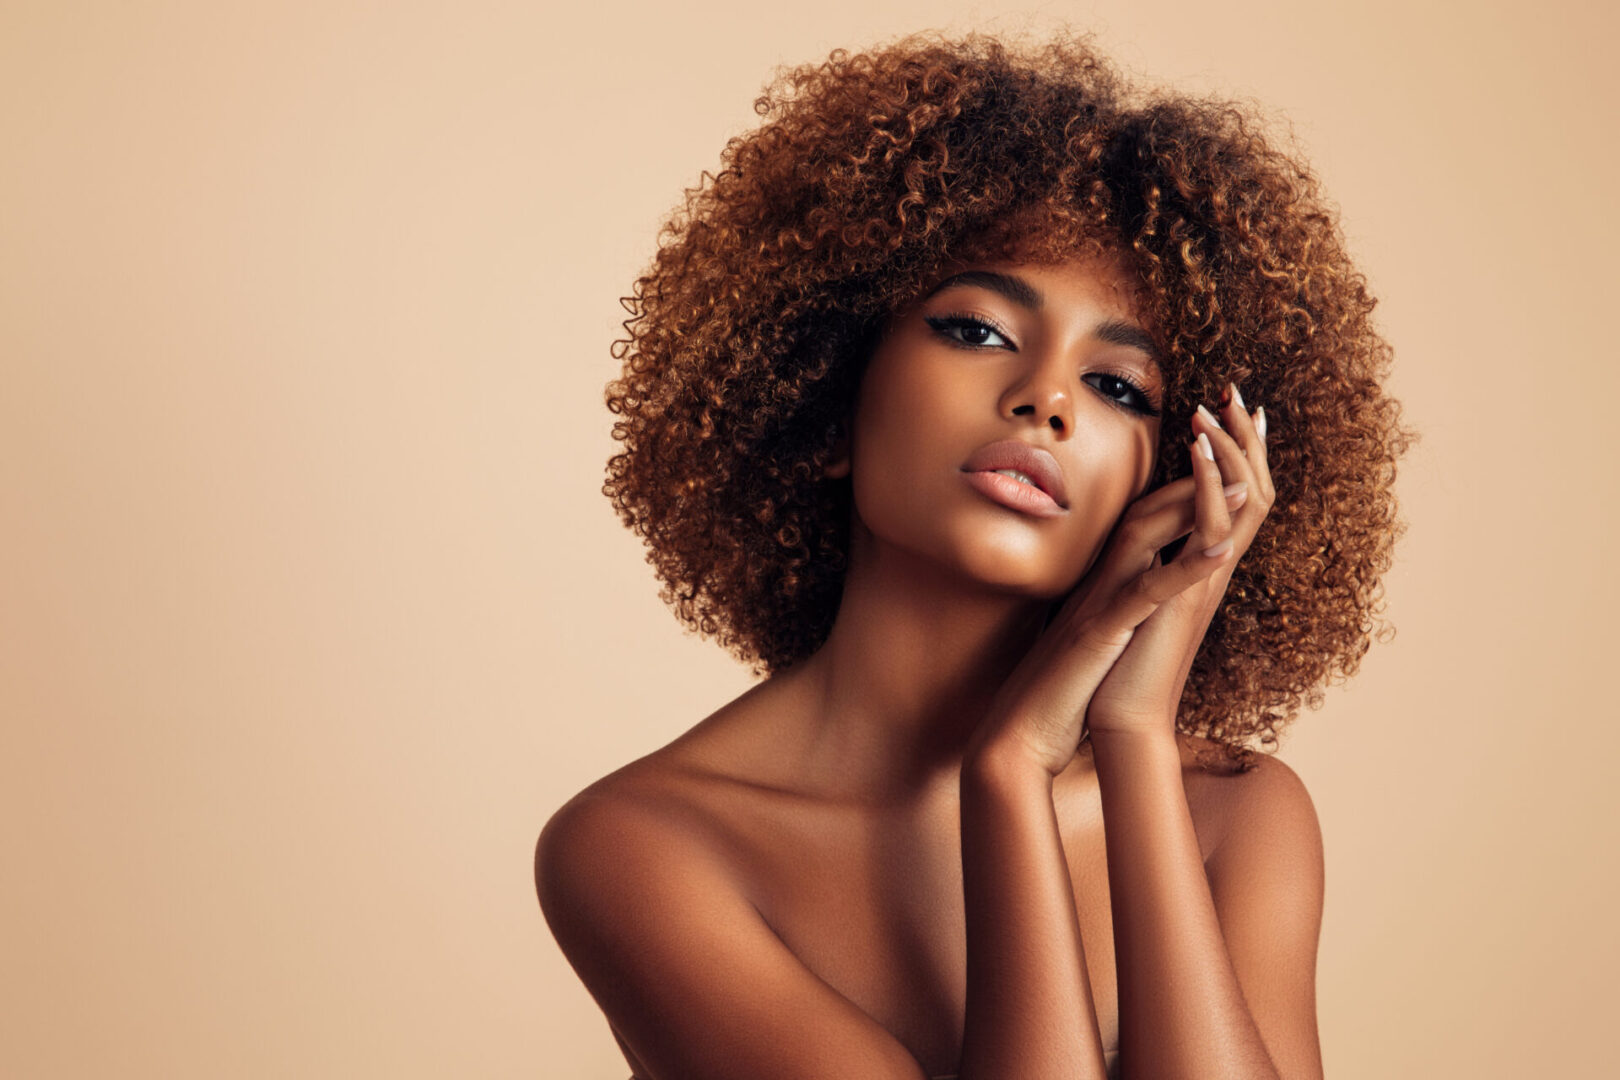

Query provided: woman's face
[840,256,1166,597]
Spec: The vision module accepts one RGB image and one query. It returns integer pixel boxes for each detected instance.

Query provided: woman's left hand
[1086,384,1276,738]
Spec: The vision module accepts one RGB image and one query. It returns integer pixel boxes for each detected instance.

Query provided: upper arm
[535,790,929,1080]
[1206,757,1327,1080]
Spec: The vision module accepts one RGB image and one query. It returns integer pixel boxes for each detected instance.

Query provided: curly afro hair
[603,31,1416,754]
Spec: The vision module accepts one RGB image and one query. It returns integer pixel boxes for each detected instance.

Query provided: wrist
[1087,725,1182,765]
[1084,708,1179,742]
[961,740,1057,796]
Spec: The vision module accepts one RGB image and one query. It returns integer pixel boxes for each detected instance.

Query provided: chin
[957,551,1077,598]
[851,502,1093,598]
[938,522,1089,598]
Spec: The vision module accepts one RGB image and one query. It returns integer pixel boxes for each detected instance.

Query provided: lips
[960,439,1070,510]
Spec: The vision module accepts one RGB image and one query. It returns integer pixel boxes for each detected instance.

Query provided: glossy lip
[961,470,1067,518]
[960,439,1070,514]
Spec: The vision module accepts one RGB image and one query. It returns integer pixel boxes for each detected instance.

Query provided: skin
[537,257,1326,1080]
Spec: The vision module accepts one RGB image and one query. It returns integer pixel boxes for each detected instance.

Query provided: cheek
[844,357,977,540]
[1075,411,1159,510]
[847,376,935,517]
[849,347,946,461]
[1112,427,1161,504]
[1080,438,1157,549]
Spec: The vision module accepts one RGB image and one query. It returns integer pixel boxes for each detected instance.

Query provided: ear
[824,433,851,479]
[823,416,852,479]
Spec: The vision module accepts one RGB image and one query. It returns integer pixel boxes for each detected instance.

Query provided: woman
[537,31,1412,1080]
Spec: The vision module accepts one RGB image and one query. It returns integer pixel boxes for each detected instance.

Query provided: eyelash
[923,313,1162,418]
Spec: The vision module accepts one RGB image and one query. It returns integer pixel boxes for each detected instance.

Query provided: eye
[924,314,1013,350]
[1084,372,1161,418]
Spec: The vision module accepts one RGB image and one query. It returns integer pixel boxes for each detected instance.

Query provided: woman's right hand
[964,447,1252,779]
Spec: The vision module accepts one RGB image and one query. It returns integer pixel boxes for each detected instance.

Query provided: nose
[999,351,1075,436]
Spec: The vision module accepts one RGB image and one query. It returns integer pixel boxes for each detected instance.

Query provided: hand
[964,385,1274,777]
[1086,386,1275,738]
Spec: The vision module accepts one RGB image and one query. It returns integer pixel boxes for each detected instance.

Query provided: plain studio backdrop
[3,1,1616,1077]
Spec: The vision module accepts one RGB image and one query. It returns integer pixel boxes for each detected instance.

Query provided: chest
[733,780,1201,1078]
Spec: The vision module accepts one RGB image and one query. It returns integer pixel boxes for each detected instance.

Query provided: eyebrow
[1094,319,1163,372]
[923,271,1162,372]
[923,270,1043,310]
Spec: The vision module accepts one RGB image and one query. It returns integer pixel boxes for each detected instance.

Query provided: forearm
[958,749,1109,1080]
[1090,729,1278,1080]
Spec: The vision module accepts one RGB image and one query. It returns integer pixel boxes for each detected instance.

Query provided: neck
[770,518,1054,803]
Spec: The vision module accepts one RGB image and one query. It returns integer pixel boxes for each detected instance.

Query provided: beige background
[3,1,1616,1077]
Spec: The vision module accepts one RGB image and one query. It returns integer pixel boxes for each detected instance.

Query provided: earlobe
[825,444,851,479]
[824,422,852,479]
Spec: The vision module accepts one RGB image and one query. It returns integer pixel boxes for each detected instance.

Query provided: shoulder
[534,759,933,1080]
[535,760,741,933]
[1174,734,1321,863]
[534,762,771,1036]
[535,676,810,931]
[1224,753,1319,837]
[1185,741,1327,1077]
[1183,738,1325,933]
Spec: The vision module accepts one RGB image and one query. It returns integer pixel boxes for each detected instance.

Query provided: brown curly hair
[602,31,1416,754]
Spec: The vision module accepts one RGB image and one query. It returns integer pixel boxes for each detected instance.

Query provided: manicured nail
[1195,431,1214,461]
[1223,481,1248,502]
[1196,403,1223,430]
[1203,537,1234,558]
[1230,382,1245,411]
[1256,406,1267,441]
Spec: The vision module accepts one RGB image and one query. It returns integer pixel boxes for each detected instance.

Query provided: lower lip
[961,470,1067,518]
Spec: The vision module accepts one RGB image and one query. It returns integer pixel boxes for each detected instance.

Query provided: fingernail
[1195,432,1214,461]
[1203,537,1234,558]
[1223,481,1248,502]
[1256,406,1267,441]
[1230,382,1245,411]
[1196,403,1223,429]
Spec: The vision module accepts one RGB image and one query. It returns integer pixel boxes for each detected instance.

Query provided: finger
[1219,382,1274,502]
[1094,511,1232,633]
[1193,402,1257,492]
[1074,480,1246,612]
[1117,479,1249,554]
[1121,473,1249,522]
[1180,432,1233,559]
[1122,474,1199,519]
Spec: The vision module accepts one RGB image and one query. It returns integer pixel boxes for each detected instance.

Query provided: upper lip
[960,440,1069,509]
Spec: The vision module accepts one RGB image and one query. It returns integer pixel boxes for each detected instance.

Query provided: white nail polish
[1256,406,1267,441]
[1196,403,1223,429]
[1231,383,1245,411]
[1196,432,1214,461]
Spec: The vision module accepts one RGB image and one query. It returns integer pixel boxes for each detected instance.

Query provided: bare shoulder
[534,753,939,1079]
[535,675,807,933]
[1174,734,1322,864]
[1183,737,1327,1079]
[535,757,739,932]
[1180,734,1326,961]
